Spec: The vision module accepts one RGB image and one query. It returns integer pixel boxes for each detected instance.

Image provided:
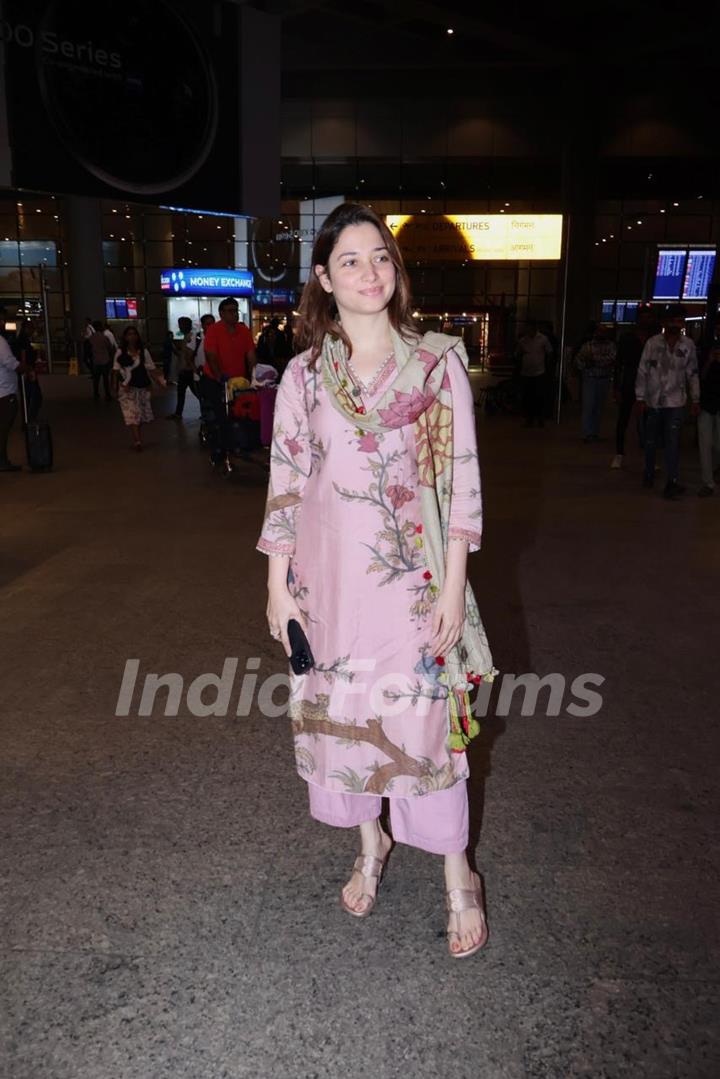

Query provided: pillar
[66,196,105,339]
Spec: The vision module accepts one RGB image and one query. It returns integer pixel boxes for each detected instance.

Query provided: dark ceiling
[250,0,719,80]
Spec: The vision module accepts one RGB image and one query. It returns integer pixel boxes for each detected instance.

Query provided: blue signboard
[682,249,716,301]
[254,288,296,306]
[160,268,254,296]
[653,250,687,301]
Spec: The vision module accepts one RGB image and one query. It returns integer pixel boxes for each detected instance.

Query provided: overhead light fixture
[447,28,454,35]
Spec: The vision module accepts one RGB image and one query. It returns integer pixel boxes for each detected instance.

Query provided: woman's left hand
[430,580,466,658]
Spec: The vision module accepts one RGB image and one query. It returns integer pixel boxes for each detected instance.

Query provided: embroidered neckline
[345,351,395,398]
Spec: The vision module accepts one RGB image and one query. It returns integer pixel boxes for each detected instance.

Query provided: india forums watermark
[115,658,605,719]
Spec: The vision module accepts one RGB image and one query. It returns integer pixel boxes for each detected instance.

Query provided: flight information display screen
[653,250,687,300]
[682,250,716,300]
[601,300,640,323]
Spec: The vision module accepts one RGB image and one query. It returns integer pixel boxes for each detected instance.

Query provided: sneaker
[0,462,21,472]
[610,454,623,469]
[165,413,182,421]
[698,485,714,498]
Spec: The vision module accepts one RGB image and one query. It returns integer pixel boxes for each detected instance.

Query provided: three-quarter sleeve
[447,349,483,552]
[257,359,313,557]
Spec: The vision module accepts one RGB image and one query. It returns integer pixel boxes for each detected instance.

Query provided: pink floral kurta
[257,347,483,798]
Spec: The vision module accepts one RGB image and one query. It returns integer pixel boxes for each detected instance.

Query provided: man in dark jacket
[611,307,657,469]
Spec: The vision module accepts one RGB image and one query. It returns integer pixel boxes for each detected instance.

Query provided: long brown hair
[295,202,416,368]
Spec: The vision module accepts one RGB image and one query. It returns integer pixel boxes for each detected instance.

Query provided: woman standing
[257,204,495,958]
[113,325,164,451]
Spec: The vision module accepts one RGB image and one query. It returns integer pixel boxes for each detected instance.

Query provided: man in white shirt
[166,316,201,420]
[0,312,29,471]
[103,322,118,352]
[194,313,215,375]
[515,320,552,427]
[636,304,700,499]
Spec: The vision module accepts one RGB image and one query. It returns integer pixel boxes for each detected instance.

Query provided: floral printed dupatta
[321,328,496,750]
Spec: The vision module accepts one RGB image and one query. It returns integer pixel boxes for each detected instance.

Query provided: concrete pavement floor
[1,375,718,1079]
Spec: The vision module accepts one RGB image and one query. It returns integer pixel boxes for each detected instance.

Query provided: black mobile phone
[288,618,314,675]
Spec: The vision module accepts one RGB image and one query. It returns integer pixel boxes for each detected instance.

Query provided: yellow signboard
[386,214,563,262]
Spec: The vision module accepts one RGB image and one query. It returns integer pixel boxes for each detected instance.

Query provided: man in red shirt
[200,297,257,467]
[203,297,256,382]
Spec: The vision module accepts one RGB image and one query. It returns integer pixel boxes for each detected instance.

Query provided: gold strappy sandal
[340,854,387,918]
[446,872,488,958]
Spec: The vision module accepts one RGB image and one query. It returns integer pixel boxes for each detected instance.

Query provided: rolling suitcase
[21,375,53,472]
[229,388,261,452]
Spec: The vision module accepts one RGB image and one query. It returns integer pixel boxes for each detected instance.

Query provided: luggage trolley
[205,375,276,477]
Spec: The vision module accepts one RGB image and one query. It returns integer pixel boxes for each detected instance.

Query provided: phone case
[288,619,314,675]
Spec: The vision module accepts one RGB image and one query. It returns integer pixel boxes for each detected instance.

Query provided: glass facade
[2,187,718,365]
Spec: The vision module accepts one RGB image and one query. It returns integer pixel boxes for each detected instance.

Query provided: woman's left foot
[446,870,488,958]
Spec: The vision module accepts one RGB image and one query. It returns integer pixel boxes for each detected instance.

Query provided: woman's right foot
[341,827,392,916]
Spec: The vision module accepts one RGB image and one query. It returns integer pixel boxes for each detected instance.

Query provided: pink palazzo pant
[307,780,469,855]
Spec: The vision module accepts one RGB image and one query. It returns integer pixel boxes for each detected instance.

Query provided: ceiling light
[447,28,454,35]
[673,202,679,207]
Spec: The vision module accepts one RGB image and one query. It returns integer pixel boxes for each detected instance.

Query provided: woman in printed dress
[257,203,494,958]
[113,325,165,451]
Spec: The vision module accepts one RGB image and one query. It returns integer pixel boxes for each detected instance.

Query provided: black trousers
[522,375,546,423]
[199,375,227,460]
[0,392,19,465]
[92,363,112,399]
[175,369,199,416]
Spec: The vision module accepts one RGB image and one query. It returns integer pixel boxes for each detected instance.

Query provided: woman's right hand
[266,585,306,658]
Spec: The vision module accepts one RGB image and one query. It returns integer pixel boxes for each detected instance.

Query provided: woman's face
[127,330,140,348]
[316,222,396,318]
